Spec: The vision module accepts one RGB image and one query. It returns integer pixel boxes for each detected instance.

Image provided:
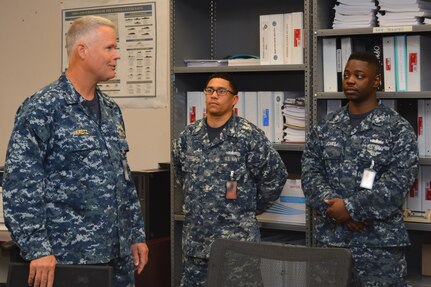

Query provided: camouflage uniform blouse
[3,74,146,263]
[172,115,288,259]
[301,103,418,247]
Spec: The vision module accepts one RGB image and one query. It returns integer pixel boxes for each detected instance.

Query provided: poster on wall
[62,3,157,98]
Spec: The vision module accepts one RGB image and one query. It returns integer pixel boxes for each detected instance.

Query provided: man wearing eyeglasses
[172,72,288,286]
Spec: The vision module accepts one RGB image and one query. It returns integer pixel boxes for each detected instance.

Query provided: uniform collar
[329,101,388,133]
[192,113,239,137]
[59,73,115,108]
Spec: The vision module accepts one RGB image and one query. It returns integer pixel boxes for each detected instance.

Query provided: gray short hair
[65,15,116,56]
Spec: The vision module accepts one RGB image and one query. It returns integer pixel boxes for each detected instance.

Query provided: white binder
[290,12,304,64]
[234,91,245,118]
[406,35,431,92]
[244,91,258,126]
[418,99,426,157]
[259,15,271,65]
[268,14,285,65]
[421,166,431,211]
[395,35,407,92]
[186,91,203,125]
[257,91,274,142]
[322,38,338,92]
[383,36,396,92]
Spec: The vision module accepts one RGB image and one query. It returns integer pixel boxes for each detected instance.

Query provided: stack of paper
[282,98,306,143]
[332,0,378,29]
[227,58,260,66]
[377,0,431,26]
[184,59,228,67]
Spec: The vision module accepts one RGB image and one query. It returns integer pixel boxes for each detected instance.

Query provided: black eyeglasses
[203,87,235,96]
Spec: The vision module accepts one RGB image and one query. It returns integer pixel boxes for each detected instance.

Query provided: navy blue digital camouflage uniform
[301,102,418,286]
[172,114,288,286]
[2,74,146,287]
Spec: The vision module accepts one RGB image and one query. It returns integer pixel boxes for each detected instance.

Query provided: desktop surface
[7,263,113,287]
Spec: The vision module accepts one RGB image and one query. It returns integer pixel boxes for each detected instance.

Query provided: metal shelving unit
[170,0,311,285]
[312,0,431,285]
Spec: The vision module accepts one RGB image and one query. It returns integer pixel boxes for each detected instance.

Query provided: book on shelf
[244,91,258,126]
[260,12,304,65]
[322,38,338,92]
[234,91,245,118]
[259,14,271,65]
[395,35,407,92]
[284,12,304,64]
[408,166,431,213]
[257,179,305,224]
[227,58,260,66]
[184,59,227,67]
[282,98,305,143]
[406,35,431,91]
[257,91,275,141]
[383,36,396,92]
[418,99,431,157]
[186,91,205,125]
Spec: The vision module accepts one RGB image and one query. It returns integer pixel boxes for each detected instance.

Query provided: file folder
[418,99,427,157]
[268,14,285,65]
[244,91,258,126]
[322,38,338,92]
[406,35,431,91]
[394,35,407,91]
[291,12,304,64]
[383,36,396,92]
[259,15,271,65]
[186,91,204,125]
[257,91,274,142]
[234,91,245,118]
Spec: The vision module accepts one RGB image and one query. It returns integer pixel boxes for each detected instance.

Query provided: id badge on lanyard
[360,160,376,190]
[226,171,238,199]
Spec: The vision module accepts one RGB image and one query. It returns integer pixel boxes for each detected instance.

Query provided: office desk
[0,231,10,243]
[135,236,170,287]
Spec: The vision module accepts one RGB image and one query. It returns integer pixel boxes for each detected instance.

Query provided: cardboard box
[422,244,431,276]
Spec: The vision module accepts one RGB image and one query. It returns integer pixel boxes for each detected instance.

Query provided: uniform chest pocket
[322,146,342,176]
[357,139,391,171]
[323,146,342,161]
[182,155,202,173]
[61,135,100,165]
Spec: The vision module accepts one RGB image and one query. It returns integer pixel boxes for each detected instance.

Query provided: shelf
[315,25,431,37]
[405,222,431,232]
[273,143,304,151]
[173,64,306,74]
[314,91,431,99]
[407,269,431,287]
[174,214,306,233]
[419,158,431,166]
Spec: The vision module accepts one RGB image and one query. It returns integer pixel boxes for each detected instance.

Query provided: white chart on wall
[61,0,168,108]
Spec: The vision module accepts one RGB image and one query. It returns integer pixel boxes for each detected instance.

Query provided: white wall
[0,0,171,171]
[0,2,170,281]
